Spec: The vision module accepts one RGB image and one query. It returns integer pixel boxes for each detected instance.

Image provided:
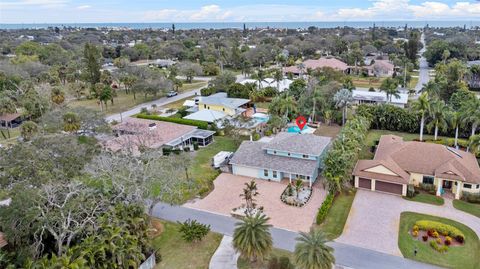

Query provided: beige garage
[232,165,258,178]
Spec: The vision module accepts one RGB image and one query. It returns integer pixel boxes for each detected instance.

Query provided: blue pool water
[287,126,315,134]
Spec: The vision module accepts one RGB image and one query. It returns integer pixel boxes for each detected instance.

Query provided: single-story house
[230,132,331,187]
[353,135,480,199]
[104,117,215,155]
[184,92,250,123]
[283,58,349,75]
[0,113,23,128]
[240,78,293,92]
[352,89,409,108]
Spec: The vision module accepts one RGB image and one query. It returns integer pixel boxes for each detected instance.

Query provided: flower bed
[410,220,465,252]
[280,183,312,207]
[231,206,264,218]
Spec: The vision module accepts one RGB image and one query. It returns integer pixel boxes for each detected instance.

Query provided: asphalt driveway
[184,173,326,232]
[337,190,480,256]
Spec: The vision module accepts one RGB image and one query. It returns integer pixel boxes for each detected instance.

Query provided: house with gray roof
[229,132,331,186]
[183,92,250,123]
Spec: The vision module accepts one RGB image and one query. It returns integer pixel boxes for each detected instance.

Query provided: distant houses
[283,58,349,75]
[351,89,409,108]
[240,78,293,92]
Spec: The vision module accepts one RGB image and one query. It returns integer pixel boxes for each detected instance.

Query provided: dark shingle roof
[262,132,331,156]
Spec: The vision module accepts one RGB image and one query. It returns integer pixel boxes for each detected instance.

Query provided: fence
[138,253,156,269]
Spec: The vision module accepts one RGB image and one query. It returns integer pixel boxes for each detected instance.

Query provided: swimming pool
[287,125,316,134]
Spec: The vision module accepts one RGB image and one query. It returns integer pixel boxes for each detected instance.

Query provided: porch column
[436,179,442,196]
[309,176,312,188]
[455,182,462,200]
[371,179,376,191]
[289,174,292,184]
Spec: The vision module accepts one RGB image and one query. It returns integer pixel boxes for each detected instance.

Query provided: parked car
[212,151,233,168]
[167,91,178,97]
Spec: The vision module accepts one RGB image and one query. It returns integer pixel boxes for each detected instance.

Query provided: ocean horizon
[1,21,480,30]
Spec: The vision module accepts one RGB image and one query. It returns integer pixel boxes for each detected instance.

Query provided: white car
[167,91,178,97]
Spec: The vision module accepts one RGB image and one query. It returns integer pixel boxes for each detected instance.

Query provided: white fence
[139,253,156,269]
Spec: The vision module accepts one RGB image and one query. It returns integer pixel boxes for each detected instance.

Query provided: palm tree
[240,180,259,215]
[446,110,462,148]
[294,179,303,198]
[468,134,480,154]
[427,99,448,141]
[63,112,81,133]
[278,94,297,119]
[462,98,480,137]
[51,87,66,105]
[255,69,266,89]
[233,213,273,263]
[412,92,431,141]
[20,121,38,141]
[294,229,335,269]
[379,78,400,103]
[273,69,284,92]
[333,89,353,126]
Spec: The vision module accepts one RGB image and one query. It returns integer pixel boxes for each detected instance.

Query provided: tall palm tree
[412,92,431,141]
[468,134,480,154]
[446,110,462,148]
[379,78,400,103]
[273,69,284,92]
[462,98,480,137]
[333,89,353,126]
[279,94,297,119]
[427,99,448,141]
[233,213,273,263]
[255,69,266,89]
[294,229,335,269]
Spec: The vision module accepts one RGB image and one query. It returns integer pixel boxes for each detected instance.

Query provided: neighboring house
[0,113,23,128]
[240,78,293,92]
[230,132,331,187]
[353,135,480,199]
[150,59,176,68]
[352,89,409,108]
[367,60,395,77]
[283,58,349,75]
[104,117,215,155]
[184,92,250,123]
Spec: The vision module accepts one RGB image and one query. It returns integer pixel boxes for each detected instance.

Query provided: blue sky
[1,0,479,23]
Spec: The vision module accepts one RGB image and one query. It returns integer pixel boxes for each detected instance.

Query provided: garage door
[358,178,371,189]
[375,180,403,195]
[233,165,258,178]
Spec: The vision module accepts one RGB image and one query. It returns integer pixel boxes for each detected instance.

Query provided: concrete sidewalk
[209,236,240,269]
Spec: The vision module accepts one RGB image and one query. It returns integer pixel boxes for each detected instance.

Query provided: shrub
[412,230,419,237]
[265,130,273,136]
[432,231,439,238]
[436,238,442,244]
[415,220,464,242]
[407,184,416,198]
[422,235,428,241]
[418,183,436,195]
[430,240,448,253]
[461,192,480,204]
[193,142,199,150]
[356,104,419,133]
[268,256,294,269]
[427,229,435,237]
[316,193,334,224]
[252,132,261,141]
[177,219,211,243]
[200,86,218,96]
[137,114,209,129]
[445,236,452,246]
[413,225,419,232]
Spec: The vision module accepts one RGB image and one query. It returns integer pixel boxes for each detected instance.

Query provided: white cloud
[0,0,68,9]
[409,1,480,18]
[76,5,91,10]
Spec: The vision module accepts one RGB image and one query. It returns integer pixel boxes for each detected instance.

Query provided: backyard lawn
[317,190,357,239]
[189,136,241,199]
[237,248,294,269]
[313,124,342,138]
[151,219,222,269]
[453,200,480,218]
[398,212,480,269]
[351,76,384,89]
[0,127,20,146]
[403,193,444,206]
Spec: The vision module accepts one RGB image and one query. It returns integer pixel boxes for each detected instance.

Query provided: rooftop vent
[148,123,157,130]
[446,146,463,158]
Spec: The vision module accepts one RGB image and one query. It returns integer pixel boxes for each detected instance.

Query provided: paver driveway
[337,190,480,256]
[184,173,326,232]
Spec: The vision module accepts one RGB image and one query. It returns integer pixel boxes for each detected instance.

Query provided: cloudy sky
[0,0,479,23]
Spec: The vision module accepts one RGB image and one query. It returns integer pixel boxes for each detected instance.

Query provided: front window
[204,104,206,109]
[302,154,309,158]
[464,183,472,189]
[273,171,277,178]
[264,169,268,177]
[422,176,434,185]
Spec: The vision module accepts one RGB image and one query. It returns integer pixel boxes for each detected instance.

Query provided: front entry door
[442,180,452,189]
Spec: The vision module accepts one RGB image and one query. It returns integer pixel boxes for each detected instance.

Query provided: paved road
[152,202,440,269]
[414,32,431,94]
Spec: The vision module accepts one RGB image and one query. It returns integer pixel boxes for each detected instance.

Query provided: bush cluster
[461,192,480,204]
[322,116,371,193]
[137,114,209,129]
[178,219,211,243]
[356,104,419,133]
[316,193,334,224]
[418,183,436,195]
[415,220,465,243]
[430,240,449,253]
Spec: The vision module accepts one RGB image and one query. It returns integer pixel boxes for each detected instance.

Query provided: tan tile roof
[283,57,348,73]
[0,113,21,122]
[354,135,480,184]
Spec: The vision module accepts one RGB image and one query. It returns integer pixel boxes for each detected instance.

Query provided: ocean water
[1,21,479,30]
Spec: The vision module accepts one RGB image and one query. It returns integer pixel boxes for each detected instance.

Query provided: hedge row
[316,193,334,224]
[137,114,209,129]
[415,220,465,242]
[356,104,419,133]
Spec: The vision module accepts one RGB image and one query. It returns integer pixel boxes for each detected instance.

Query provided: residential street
[152,202,440,269]
[414,32,431,94]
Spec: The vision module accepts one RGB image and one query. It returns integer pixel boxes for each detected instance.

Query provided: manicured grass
[403,193,444,205]
[237,248,294,269]
[398,212,480,269]
[151,219,222,269]
[359,129,452,160]
[317,190,357,239]
[189,136,241,199]
[313,124,342,138]
[163,96,195,109]
[351,76,385,89]
[453,200,480,218]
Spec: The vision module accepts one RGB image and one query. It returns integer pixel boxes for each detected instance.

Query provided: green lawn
[237,248,294,269]
[359,129,452,160]
[189,136,241,199]
[351,76,385,89]
[398,212,480,269]
[403,193,444,206]
[453,200,480,218]
[163,96,195,109]
[151,220,222,269]
[316,190,357,239]
[313,125,342,138]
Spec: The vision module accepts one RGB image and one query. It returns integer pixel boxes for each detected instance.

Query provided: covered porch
[435,178,462,200]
